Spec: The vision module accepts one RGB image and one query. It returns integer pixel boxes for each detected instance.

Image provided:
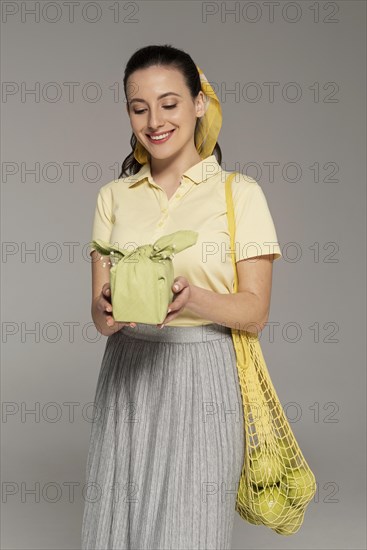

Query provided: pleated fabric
[81,322,245,550]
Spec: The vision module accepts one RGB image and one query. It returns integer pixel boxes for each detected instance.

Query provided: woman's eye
[133,104,177,115]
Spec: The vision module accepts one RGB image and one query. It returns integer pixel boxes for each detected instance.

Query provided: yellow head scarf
[133,65,222,164]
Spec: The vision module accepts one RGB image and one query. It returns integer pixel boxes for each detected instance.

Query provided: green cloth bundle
[91,230,198,324]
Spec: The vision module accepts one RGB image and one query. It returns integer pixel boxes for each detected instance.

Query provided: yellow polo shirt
[89,155,282,326]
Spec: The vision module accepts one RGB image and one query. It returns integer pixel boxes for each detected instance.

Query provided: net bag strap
[225,172,273,442]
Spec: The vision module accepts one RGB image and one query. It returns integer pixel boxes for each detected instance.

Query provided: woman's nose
[147,108,164,129]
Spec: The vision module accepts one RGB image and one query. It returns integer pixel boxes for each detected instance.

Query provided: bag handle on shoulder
[225,172,239,293]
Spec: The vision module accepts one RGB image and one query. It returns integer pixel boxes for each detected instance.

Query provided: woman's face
[126,65,206,161]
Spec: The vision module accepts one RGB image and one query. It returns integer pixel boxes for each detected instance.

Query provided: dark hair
[118,44,222,178]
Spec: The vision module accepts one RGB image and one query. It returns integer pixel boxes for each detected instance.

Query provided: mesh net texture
[232,328,317,535]
[225,172,317,535]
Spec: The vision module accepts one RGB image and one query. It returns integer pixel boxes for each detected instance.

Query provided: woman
[81,44,282,550]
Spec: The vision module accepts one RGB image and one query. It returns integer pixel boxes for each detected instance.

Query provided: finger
[107,316,136,329]
[160,299,187,325]
[168,287,189,312]
[172,277,188,293]
[172,278,182,291]
[108,319,122,331]
[102,284,111,298]
[172,281,182,292]
[97,298,113,314]
[157,309,179,327]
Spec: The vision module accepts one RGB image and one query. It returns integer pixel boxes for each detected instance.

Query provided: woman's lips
[146,129,175,144]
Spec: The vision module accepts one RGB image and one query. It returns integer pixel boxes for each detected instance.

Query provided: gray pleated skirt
[81,322,245,550]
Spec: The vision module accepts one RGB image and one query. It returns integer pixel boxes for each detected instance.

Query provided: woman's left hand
[157,276,191,328]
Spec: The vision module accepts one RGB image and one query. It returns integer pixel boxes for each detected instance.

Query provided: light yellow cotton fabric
[89,154,282,326]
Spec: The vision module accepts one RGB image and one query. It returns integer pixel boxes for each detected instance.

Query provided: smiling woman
[81,44,282,550]
[124,64,207,183]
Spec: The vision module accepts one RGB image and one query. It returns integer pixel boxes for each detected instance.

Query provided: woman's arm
[184,254,275,334]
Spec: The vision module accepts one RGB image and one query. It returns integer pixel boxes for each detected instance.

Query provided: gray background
[1,1,366,548]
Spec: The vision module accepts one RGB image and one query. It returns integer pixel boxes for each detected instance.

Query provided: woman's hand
[157,276,191,328]
[94,283,136,335]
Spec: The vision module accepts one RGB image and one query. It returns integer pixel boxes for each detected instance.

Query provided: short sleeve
[233,179,282,262]
[89,188,114,256]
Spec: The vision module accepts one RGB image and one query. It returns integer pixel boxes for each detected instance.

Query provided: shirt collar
[125,155,221,187]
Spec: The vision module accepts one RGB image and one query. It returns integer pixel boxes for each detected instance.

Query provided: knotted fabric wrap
[133,65,222,164]
[91,230,198,324]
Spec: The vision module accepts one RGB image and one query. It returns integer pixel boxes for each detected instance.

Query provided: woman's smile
[146,129,176,144]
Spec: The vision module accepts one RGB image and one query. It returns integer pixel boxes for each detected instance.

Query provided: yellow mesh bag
[225,172,317,535]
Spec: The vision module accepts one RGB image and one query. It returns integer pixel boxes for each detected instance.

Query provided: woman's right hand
[94,282,136,335]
